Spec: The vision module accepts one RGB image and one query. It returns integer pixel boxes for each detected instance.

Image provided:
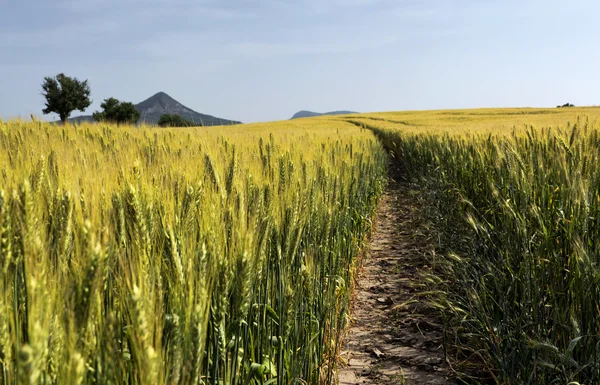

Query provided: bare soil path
[337,169,455,385]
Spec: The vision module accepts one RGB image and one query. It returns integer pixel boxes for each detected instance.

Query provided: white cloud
[0,0,255,50]
[229,36,398,57]
[135,32,215,57]
[0,19,121,47]
[55,0,253,16]
[56,0,111,12]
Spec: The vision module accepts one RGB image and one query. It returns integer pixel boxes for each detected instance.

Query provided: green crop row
[370,118,600,384]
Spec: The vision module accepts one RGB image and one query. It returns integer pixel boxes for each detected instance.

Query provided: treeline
[158,114,199,127]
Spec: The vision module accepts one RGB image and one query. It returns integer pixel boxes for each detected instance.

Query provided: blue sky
[1,0,598,122]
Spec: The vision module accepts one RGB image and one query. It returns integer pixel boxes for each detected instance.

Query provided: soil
[337,169,455,385]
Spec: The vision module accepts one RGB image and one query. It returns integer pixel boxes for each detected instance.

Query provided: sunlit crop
[0,118,386,385]
[357,107,600,383]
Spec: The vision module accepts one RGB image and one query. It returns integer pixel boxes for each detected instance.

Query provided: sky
[0,0,599,123]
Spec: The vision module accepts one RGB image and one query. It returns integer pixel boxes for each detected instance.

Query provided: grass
[0,117,387,384]
[350,107,600,384]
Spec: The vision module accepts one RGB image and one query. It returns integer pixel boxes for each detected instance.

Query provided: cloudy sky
[1,0,598,122]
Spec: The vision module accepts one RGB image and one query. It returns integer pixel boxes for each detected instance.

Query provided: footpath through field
[337,165,454,385]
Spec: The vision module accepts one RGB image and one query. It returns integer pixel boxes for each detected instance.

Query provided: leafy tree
[158,114,199,127]
[116,102,140,124]
[41,73,92,124]
[93,97,140,125]
[92,97,119,122]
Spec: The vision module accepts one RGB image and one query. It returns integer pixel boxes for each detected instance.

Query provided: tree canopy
[41,73,92,124]
[93,97,140,125]
[158,114,199,127]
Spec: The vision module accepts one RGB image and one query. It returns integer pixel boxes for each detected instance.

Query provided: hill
[69,92,241,126]
[291,110,357,119]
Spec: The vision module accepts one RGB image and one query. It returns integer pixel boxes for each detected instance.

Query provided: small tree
[42,73,92,124]
[92,97,119,122]
[158,114,198,127]
[93,97,140,125]
[557,103,575,108]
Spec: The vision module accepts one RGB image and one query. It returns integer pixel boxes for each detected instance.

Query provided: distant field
[344,106,600,135]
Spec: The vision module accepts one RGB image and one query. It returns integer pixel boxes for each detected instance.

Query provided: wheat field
[0,118,386,384]
[4,106,600,384]
[351,107,600,384]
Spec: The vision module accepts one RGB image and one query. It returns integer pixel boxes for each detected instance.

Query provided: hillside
[69,92,241,126]
[291,110,357,119]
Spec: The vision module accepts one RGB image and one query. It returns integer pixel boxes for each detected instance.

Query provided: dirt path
[337,170,454,385]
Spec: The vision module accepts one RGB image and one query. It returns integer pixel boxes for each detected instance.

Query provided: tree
[92,97,119,122]
[42,73,92,124]
[93,97,140,125]
[158,114,198,127]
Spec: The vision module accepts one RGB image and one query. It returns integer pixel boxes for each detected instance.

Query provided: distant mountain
[135,92,241,126]
[291,110,357,119]
[69,92,241,126]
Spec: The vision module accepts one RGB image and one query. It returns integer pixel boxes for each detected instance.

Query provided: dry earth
[338,170,455,385]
